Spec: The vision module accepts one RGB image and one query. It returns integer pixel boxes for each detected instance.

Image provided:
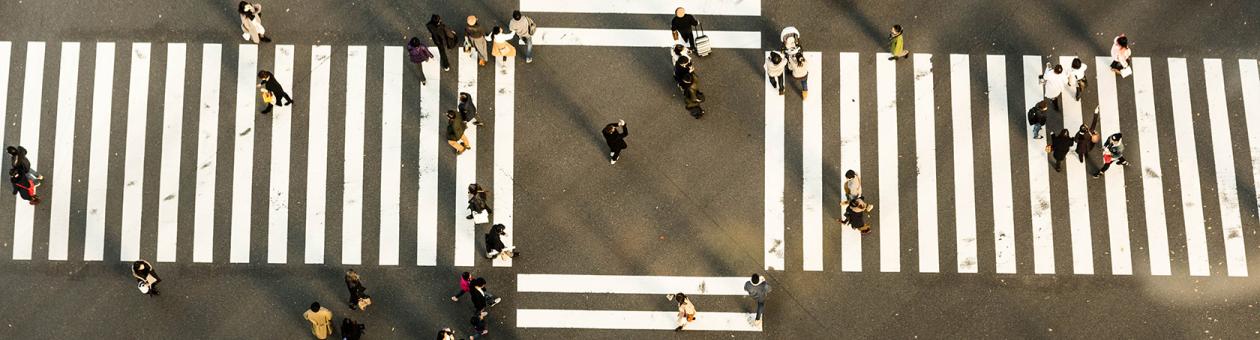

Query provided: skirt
[492,42,516,57]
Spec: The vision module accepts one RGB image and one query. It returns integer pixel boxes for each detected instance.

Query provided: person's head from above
[845,169,856,179]
[1038,99,1049,111]
[1053,65,1063,74]
[674,44,685,54]
[891,24,903,35]
[1117,35,1129,48]
[750,273,762,284]
[409,37,422,47]
[675,7,686,17]
[309,302,321,312]
[430,14,442,24]
[491,26,502,36]
[461,272,471,280]
[257,70,272,79]
[674,292,688,304]
[459,92,471,102]
[446,110,458,119]
[676,56,690,67]
[6,146,19,155]
[512,10,522,20]
[467,15,477,26]
[1111,133,1123,142]
[1060,128,1070,136]
[769,51,782,64]
[472,277,487,287]
[1078,124,1089,133]
[238,1,254,14]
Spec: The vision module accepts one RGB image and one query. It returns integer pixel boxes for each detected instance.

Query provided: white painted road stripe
[379,46,403,266]
[12,42,43,261]
[416,47,439,266]
[914,54,939,273]
[193,44,221,263]
[517,274,750,295]
[453,49,478,267]
[493,56,516,267]
[533,28,760,49]
[802,51,823,271]
[305,45,331,264]
[342,45,367,265]
[1094,56,1132,275]
[517,309,761,332]
[839,52,861,272]
[119,42,149,262]
[987,55,1017,274]
[1241,59,1260,276]
[156,43,185,262]
[229,43,257,263]
[48,42,79,261]
[1167,58,1210,276]
[877,52,900,272]
[951,54,978,273]
[1023,56,1054,274]
[268,44,294,264]
[0,41,9,200]
[520,0,761,16]
[1060,55,1093,275]
[763,51,785,271]
[1203,58,1248,277]
[1131,58,1172,276]
[84,42,113,261]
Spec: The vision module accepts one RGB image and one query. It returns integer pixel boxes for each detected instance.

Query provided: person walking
[426,15,456,72]
[842,170,862,205]
[887,24,909,60]
[838,197,873,234]
[1069,58,1089,101]
[1047,129,1073,172]
[744,274,771,326]
[407,37,434,86]
[466,183,492,222]
[788,52,809,99]
[508,10,537,63]
[602,120,629,164]
[1110,34,1133,76]
[489,26,517,64]
[238,2,271,43]
[1040,63,1068,112]
[765,51,787,96]
[780,26,802,60]
[469,277,501,317]
[458,92,484,126]
[341,318,365,340]
[345,269,371,311]
[131,260,161,296]
[446,110,471,154]
[674,56,705,118]
[450,272,473,302]
[1073,124,1097,163]
[671,7,701,53]
[465,16,488,66]
[303,302,334,340]
[485,224,520,260]
[10,169,39,205]
[8,146,41,185]
[469,313,489,339]
[1093,133,1129,178]
[673,292,697,331]
[1027,100,1049,139]
[437,328,457,340]
[257,70,293,114]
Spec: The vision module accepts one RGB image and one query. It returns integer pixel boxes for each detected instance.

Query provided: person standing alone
[670,7,700,53]
[888,24,909,60]
[602,120,628,164]
[509,10,537,63]
[238,1,271,43]
[426,15,456,72]
[302,302,334,340]
[131,260,161,296]
[345,269,371,310]
[257,70,293,114]
[744,274,771,326]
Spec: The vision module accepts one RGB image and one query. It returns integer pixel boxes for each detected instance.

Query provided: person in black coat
[345,269,368,309]
[426,14,455,71]
[341,318,366,340]
[484,224,518,260]
[1048,129,1074,172]
[603,120,628,164]
[458,92,484,126]
[257,70,293,114]
[674,56,704,118]
[1073,124,1096,163]
[469,277,500,316]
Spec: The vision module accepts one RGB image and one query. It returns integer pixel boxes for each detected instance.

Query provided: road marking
[342,45,367,265]
[119,43,150,262]
[379,46,403,266]
[763,51,785,271]
[517,274,750,295]
[533,28,760,49]
[268,44,294,264]
[517,309,761,332]
[417,47,439,266]
[454,48,478,267]
[914,54,939,273]
[305,45,331,264]
[950,54,977,273]
[193,44,221,263]
[1241,59,1260,276]
[12,42,44,261]
[802,51,823,271]
[493,56,516,267]
[1094,56,1132,275]
[520,0,761,15]
[1167,58,1210,276]
[1203,58,1248,277]
[1059,56,1093,275]
[48,42,79,261]
[839,52,861,272]
[155,43,185,262]
[987,55,1016,274]
[1022,56,1054,274]
[84,43,114,261]
[877,52,900,272]
[0,41,9,196]
[1131,58,1172,275]
[229,43,257,263]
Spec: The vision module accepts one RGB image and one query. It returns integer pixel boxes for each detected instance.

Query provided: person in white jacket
[1040,63,1068,111]
[1068,58,1089,101]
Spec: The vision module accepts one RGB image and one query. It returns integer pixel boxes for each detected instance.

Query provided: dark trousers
[680,31,697,52]
[754,301,765,320]
[610,147,624,161]
[412,62,427,83]
[768,73,785,92]
[1099,156,1127,173]
[437,46,451,70]
[1053,155,1065,172]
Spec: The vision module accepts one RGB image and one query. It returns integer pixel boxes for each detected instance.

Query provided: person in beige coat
[303,302,334,339]
[238,1,271,43]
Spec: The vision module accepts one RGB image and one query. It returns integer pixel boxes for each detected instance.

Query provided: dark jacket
[259,77,286,94]
[446,118,467,141]
[407,43,433,64]
[844,207,865,227]
[674,65,695,87]
[342,319,365,340]
[346,276,366,300]
[1027,107,1046,125]
[485,231,506,252]
[1050,134,1073,159]
[671,14,699,34]
[470,287,489,311]
[459,100,478,122]
[427,20,455,49]
[1074,130,1095,153]
[603,124,629,150]
[10,146,31,175]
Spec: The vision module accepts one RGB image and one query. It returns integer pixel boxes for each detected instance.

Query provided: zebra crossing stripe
[342,45,367,265]
[1131,58,1172,275]
[12,42,44,261]
[763,51,785,271]
[119,42,150,262]
[229,43,257,264]
[839,52,861,272]
[84,42,114,262]
[914,54,940,273]
[987,55,1017,274]
[802,51,823,271]
[517,274,749,295]
[1203,58,1248,277]
[520,0,761,15]
[48,42,80,261]
[876,52,900,273]
[533,28,760,49]
[1059,55,1094,275]
[268,44,295,264]
[304,45,332,264]
[517,309,761,331]
[1241,59,1260,276]
[379,46,403,266]
[1094,56,1132,275]
[951,54,978,273]
[453,48,478,267]
[493,57,516,267]
[1023,55,1055,274]
[416,47,440,266]
[193,44,222,263]
[156,43,186,263]
[1167,58,1211,276]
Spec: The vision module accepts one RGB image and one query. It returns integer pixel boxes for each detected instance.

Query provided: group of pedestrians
[300,270,373,339]
[671,273,773,331]
[1034,34,1135,178]
[449,271,504,338]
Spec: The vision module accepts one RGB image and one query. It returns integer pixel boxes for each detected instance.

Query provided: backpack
[1027,106,1045,125]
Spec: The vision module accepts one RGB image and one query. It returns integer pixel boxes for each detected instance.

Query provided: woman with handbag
[673,292,697,331]
[466,183,493,222]
[237,1,270,44]
[839,198,873,235]
[484,224,519,260]
[131,260,161,296]
[1110,34,1132,76]
[345,269,370,310]
[489,26,517,64]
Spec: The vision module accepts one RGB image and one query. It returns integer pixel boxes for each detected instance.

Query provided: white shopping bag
[472,210,490,224]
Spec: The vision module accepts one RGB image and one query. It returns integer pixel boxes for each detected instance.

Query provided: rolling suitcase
[694,23,712,57]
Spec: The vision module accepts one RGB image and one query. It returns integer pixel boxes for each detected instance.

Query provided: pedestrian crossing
[767,52,1260,277]
[0,41,516,267]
